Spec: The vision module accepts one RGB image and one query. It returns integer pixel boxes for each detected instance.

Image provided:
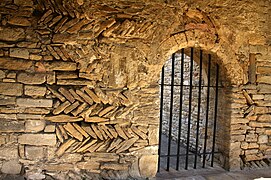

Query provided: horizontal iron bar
[159,84,223,88]
[160,151,220,157]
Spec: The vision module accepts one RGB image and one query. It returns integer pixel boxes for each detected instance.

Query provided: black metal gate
[158,48,220,171]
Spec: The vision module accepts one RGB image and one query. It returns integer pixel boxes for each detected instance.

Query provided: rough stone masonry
[0,0,270,179]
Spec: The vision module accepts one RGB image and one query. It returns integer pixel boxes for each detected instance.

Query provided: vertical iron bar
[202,54,211,168]
[158,66,165,172]
[166,53,175,171]
[185,48,194,170]
[176,49,184,170]
[211,64,219,167]
[194,50,203,169]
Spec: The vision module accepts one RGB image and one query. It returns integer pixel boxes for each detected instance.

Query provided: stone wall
[0,0,270,178]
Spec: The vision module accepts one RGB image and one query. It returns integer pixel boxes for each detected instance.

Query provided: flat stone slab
[18,134,56,146]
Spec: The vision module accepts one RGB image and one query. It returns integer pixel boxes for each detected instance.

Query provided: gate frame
[158,47,221,171]
[154,30,245,172]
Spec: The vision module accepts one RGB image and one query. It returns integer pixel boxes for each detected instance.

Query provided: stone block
[14,0,33,6]
[0,136,5,145]
[245,149,258,155]
[3,78,16,82]
[257,84,271,94]
[0,121,24,133]
[246,134,258,142]
[10,48,29,59]
[247,115,257,121]
[258,115,271,122]
[266,129,271,135]
[25,146,44,160]
[148,125,158,145]
[17,112,43,119]
[0,145,18,159]
[60,153,82,163]
[245,154,263,161]
[0,57,33,71]
[254,107,268,114]
[265,95,271,100]
[18,134,56,146]
[1,160,22,174]
[0,27,25,42]
[16,98,53,107]
[23,107,50,115]
[100,163,128,171]
[41,61,77,71]
[6,72,16,79]
[0,113,17,120]
[231,118,249,124]
[25,85,47,97]
[0,70,5,79]
[248,143,259,149]
[57,79,94,86]
[240,142,248,149]
[8,17,31,27]
[42,164,74,171]
[44,125,55,132]
[17,72,46,85]
[86,153,119,162]
[252,94,265,100]
[25,120,46,132]
[0,82,23,96]
[257,76,271,84]
[249,122,271,128]
[25,170,46,180]
[77,161,100,170]
[231,135,245,142]
[139,155,158,178]
[30,54,42,60]
[258,135,268,144]
[46,72,56,85]
[257,66,271,74]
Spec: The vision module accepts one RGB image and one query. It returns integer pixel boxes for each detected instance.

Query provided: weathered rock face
[0,0,270,179]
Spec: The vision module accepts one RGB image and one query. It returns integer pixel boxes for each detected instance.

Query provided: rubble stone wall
[0,0,270,178]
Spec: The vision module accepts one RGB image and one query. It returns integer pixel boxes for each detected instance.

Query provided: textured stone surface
[40,61,77,71]
[18,134,56,146]
[8,17,31,27]
[24,85,47,97]
[14,0,33,6]
[139,155,158,178]
[16,98,53,107]
[0,121,24,132]
[25,120,46,132]
[0,83,23,96]
[0,27,25,41]
[25,146,44,160]
[10,48,29,59]
[0,146,18,160]
[17,73,46,85]
[0,0,269,178]
[77,161,100,170]
[0,96,16,105]
[1,160,22,174]
[0,70,5,79]
[44,125,55,132]
[0,57,33,70]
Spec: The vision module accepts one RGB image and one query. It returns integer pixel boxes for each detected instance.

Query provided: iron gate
[158,48,221,171]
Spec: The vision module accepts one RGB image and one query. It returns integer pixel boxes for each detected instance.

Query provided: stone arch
[156,29,244,86]
[146,6,245,87]
[152,18,245,170]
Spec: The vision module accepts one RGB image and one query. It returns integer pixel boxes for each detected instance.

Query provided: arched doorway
[158,47,228,171]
